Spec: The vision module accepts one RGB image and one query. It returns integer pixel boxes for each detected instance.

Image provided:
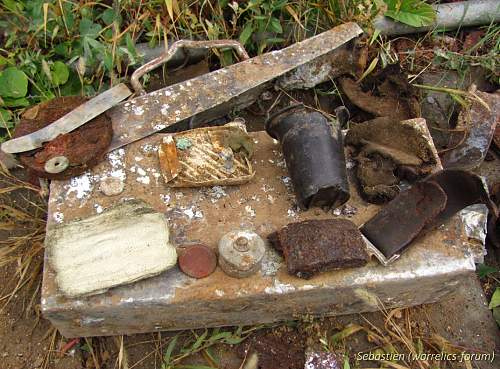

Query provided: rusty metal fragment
[178,244,217,279]
[11,97,113,180]
[441,88,500,170]
[107,22,363,151]
[158,123,255,187]
[269,219,369,279]
[346,117,441,203]
[266,106,349,209]
[158,135,181,182]
[362,170,498,259]
[361,182,447,258]
[218,230,265,278]
[338,65,420,121]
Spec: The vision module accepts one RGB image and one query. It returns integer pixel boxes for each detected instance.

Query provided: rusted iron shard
[361,181,447,258]
[362,170,499,258]
[345,117,441,203]
[269,219,369,279]
[158,135,181,182]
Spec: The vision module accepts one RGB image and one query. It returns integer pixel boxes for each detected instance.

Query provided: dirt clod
[346,117,439,203]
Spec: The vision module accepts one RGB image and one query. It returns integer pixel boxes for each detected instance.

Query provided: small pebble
[100,177,124,196]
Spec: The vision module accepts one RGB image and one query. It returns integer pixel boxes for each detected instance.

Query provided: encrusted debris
[346,117,441,203]
[269,219,369,279]
[158,124,255,187]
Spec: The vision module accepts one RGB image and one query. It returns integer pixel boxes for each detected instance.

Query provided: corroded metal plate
[42,132,476,338]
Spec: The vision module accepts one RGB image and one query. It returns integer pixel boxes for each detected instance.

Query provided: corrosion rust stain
[13,96,112,179]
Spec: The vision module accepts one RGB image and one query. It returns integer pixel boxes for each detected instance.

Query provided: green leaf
[223,336,245,345]
[2,97,29,107]
[100,8,117,25]
[208,331,232,342]
[163,335,178,365]
[493,307,500,326]
[343,356,351,369]
[79,18,102,39]
[269,17,283,33]
[489,288,500,309]
[2,0,23,13]
[190,330,208,351]
[239,22,254,46]
[51,61,69,86]
[0,108,12,127]
[384,0,436,28]
[477,264,498,279]
[0,67,28,99]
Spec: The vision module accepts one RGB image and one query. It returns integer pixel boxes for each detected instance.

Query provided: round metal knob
[218,230,265,278]
[44,156,69,174]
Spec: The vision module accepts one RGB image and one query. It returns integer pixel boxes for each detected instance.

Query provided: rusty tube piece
[131,40,250,95]
[266,105,350,210]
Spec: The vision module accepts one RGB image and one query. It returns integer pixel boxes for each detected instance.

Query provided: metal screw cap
[178,244,217,279]
[218,230,265,278]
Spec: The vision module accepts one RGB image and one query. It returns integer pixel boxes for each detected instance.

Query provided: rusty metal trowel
[158,121,255,187]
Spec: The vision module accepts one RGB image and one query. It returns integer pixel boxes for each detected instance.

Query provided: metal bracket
[131,40,250,95]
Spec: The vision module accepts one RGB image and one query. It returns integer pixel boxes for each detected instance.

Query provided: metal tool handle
[131,40,250,95]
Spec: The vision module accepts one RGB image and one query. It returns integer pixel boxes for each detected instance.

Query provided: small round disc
[178,244,217,279]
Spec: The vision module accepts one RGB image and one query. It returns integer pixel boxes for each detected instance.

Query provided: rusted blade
[107,22,363,152]
[1,83,131,154]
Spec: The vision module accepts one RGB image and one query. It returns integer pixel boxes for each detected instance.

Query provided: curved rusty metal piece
[361,170,499,258]
[131,40,250,95]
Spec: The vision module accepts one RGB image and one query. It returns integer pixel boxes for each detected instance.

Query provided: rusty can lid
[218,230,265,278]
[178,244,217,279]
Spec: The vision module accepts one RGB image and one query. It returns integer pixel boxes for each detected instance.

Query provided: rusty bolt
[218,230,265,278]
[178,244,217,279]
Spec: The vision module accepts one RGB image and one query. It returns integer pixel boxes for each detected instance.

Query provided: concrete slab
[42,132,479,337]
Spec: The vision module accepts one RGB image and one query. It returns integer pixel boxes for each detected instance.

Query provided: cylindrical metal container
[266,105,350,209]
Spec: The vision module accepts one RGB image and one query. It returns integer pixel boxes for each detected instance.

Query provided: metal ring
[44,156,69,174]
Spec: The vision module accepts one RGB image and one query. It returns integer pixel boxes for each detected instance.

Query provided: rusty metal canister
[266,105,350,209]
[218,230,265,278]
